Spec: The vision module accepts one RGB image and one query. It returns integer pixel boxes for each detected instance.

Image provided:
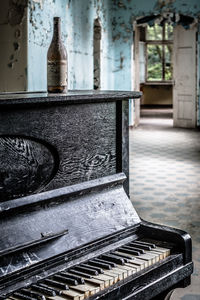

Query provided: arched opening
[133,14,197,128]
[93,18,101,90]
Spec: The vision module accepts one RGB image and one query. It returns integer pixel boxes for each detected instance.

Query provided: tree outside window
[146,23,173,82]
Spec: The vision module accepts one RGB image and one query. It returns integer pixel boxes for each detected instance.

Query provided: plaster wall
[0,0,28,92]
[27,0,114,91]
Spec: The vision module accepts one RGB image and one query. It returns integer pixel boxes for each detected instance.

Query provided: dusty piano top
[0,90,142,107]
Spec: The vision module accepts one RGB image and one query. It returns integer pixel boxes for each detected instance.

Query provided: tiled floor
[129,108,200,300]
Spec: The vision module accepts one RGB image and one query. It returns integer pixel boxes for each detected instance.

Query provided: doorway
[134,20,198,128]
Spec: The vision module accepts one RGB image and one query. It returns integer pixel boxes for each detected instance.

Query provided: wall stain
[15,29,21,38]
[118,1,127,9]
[8,0,27,26]
[8,59,18,69]
[32,0,44,10]
[13,42,20,51]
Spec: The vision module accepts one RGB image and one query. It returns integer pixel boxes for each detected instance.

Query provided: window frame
[145,24,173,83]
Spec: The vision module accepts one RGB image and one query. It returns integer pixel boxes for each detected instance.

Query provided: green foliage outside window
[146,24,173,81]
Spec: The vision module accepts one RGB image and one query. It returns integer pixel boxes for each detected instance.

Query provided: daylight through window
[146,23,173,82]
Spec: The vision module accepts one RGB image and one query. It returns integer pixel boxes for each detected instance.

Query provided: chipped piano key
[129,241,152,251]
[43,279,69,290]
[70,282,97,296]
[99,254,125,265]
[67,270,92,279]
[53,275,78,286]
[37,284,61,295]
[95,273,114,286]
[31,285,56,297]
[19,289,46,300]
[87,260,112,270]
[84,278,105,290]
[117,247,141,256]
[80,263,104,274]
[93,258,116,268]
[72,266,98,276]
[12,293,37,300]
[136,241,156,248]
[60,273,85,284]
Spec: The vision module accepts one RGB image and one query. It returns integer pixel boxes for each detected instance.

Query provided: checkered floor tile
[129,109,200,299]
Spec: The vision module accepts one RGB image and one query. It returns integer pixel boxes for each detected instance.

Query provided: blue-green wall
[27,0,200,124]
[28,0,114,91]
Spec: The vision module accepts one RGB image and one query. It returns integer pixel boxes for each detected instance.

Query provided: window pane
[165,24,173,40]
[147,44,162,81]
[146,24,162,40]
[164,45,173,80]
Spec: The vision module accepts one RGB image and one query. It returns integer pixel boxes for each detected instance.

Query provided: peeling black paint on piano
[0,99,116,197]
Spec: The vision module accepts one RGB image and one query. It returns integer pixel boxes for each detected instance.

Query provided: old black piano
[0,91,193,300]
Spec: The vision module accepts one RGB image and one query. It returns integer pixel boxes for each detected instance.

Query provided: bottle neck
[53,17,61,41]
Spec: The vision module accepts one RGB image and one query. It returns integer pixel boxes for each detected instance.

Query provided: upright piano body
[0,91,193,300]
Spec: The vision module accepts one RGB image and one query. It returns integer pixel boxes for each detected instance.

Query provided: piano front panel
[0,101,118,200]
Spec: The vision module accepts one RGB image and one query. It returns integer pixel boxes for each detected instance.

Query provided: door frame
[133,21,199,128]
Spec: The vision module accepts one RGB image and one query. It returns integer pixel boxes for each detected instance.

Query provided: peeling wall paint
[110,0,200,124]
[27,0,114,90]
[0,0,200,126]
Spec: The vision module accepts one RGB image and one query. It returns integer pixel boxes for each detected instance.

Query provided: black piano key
[37,283,61,295]
[31,285,56,297]
[53,274,78,286]
[128,242,152,251]
[100,254,125,265]
[73,265,98,276]
[60,272,85,284]
[110,252,129,262]
[43,278,69,290]
[88,260,112,270]
[20,289,45,300]
[118,246,141,256]
[68,269,92,279]
[135,241,156,248]
[124,245,145,254]
[81,263,104,274]
[93,258,116,268]
[13,292,37,300]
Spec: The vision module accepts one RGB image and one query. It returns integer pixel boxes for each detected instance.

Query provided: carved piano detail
[0,136,58,201]
[0,91,193,300]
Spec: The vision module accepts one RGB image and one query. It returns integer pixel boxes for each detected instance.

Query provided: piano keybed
[7,240,170,300]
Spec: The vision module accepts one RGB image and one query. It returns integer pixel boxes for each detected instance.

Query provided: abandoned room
[0,0,200,299]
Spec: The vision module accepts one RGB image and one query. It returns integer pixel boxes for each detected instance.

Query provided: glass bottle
[47,17,68,93]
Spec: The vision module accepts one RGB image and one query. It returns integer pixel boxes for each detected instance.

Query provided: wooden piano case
[0,91,193,300]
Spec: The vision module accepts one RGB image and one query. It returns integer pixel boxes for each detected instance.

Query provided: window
[146,23,173,82]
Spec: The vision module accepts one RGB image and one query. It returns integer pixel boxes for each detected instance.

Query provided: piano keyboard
[7,241,170,300]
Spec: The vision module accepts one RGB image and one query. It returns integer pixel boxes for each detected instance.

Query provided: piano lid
[0,173,140,279]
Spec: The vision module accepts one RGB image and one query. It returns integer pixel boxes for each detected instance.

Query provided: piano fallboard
[0,173,193,299]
